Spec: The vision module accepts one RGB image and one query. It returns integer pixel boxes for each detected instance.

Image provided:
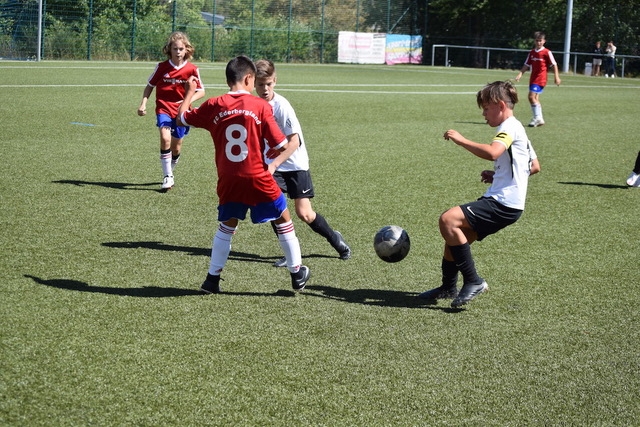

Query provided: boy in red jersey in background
[515,31,561,128]
[138,31,204,191]
[177,56,310,293]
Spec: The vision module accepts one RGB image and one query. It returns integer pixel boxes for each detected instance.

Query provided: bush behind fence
[1,0,421,63]
[3,0,639,76]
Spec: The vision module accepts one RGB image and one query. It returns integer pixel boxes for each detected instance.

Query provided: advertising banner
[338,31,387,64]
[385,34,423,65]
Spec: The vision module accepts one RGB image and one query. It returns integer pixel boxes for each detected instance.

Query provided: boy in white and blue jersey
[255,59,351,265]
[419,80,540,308]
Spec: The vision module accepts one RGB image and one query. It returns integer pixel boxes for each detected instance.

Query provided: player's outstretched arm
[530,158,541,175]
[553,66,562,86]
[176,77,199,126]
[138,84,153,116]
[443,129,505,161]
[190,84,206,104]
[514,65,528,82]
[267,134,300,175]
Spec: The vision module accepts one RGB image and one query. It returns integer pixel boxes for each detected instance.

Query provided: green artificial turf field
[1,61,639,426]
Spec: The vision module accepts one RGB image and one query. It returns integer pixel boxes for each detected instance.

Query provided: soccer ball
[373,225,410,263]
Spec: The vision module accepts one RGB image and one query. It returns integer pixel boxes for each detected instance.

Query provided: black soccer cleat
[200,274,222,294]
[290,265,310,291]
[451,280,488,308]
[418,285,459,300]
[332,231,351,260]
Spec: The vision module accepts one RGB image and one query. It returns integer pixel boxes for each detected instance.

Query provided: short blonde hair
[162,31,194,60]
[255,59,276,79]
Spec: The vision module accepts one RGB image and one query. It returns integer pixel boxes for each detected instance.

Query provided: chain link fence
[0,0,424,63]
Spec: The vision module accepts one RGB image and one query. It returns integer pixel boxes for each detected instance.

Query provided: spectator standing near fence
[591,41,603,76]
[605,41,617,78]
[138,31,205,192]
[515,31,561,128]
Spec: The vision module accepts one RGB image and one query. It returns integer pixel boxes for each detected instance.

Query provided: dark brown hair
[225,55,257,84]
[476,81,519,109]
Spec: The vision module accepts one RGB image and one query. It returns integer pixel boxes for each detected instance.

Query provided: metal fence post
[172,0,177,32]
[287,0,292,62]
[320,0,326,63]
[37,0,43,60]
[250,0,255,59]
[87,0,93,60]
[210,0,217,62]
[130,0,137,61]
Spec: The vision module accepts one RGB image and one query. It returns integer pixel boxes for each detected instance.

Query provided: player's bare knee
[296,210,315,224]
[438,213,451,232]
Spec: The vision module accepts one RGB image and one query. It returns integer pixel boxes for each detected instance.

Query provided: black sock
[309,214,336,243]
[441,257,459,288]
[633,151,640,174]
[449,243,482,285]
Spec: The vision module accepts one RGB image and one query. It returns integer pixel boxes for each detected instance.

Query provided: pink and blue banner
[338,32,423,65]
[385,34,423,65]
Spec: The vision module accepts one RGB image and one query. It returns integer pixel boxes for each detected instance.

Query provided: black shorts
[273,170,315,199]
[460,197,523,241]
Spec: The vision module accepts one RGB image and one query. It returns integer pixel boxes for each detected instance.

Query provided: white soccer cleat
[627,172,640,187]
[161,175,174,191]
[528,118,545,128]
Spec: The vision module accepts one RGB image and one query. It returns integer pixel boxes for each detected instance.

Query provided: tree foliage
[1,0,637,64]
[423,0,639,54]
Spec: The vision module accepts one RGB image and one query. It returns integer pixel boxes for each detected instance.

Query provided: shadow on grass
[53,179,161,192]
[218,289,298,298]
[24,274,201,297]
[305,285,464,312]
[558,181,629,189]
[24,275,465,308]
[25,275,303,299]
[102,241,335,264]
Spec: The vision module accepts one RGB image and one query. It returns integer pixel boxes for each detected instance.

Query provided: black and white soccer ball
[373,225,410,263]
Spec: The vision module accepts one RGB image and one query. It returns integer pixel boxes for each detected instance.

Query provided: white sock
[160,150,172,177]
[275,220,302,273]
[208,223,236,275]
[171,153,180,172]
[532,104,542,119]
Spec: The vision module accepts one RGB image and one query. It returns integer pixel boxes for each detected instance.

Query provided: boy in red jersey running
[515,31,561,128]
[138,32,205,191]
[177,56,310,293]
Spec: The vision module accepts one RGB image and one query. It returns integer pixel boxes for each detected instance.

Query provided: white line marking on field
[0,83,477,95]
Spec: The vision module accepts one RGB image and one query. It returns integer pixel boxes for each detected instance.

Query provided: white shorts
[592,58,602,66]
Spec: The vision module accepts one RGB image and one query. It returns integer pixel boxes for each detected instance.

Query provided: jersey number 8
[225,124,249,162]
